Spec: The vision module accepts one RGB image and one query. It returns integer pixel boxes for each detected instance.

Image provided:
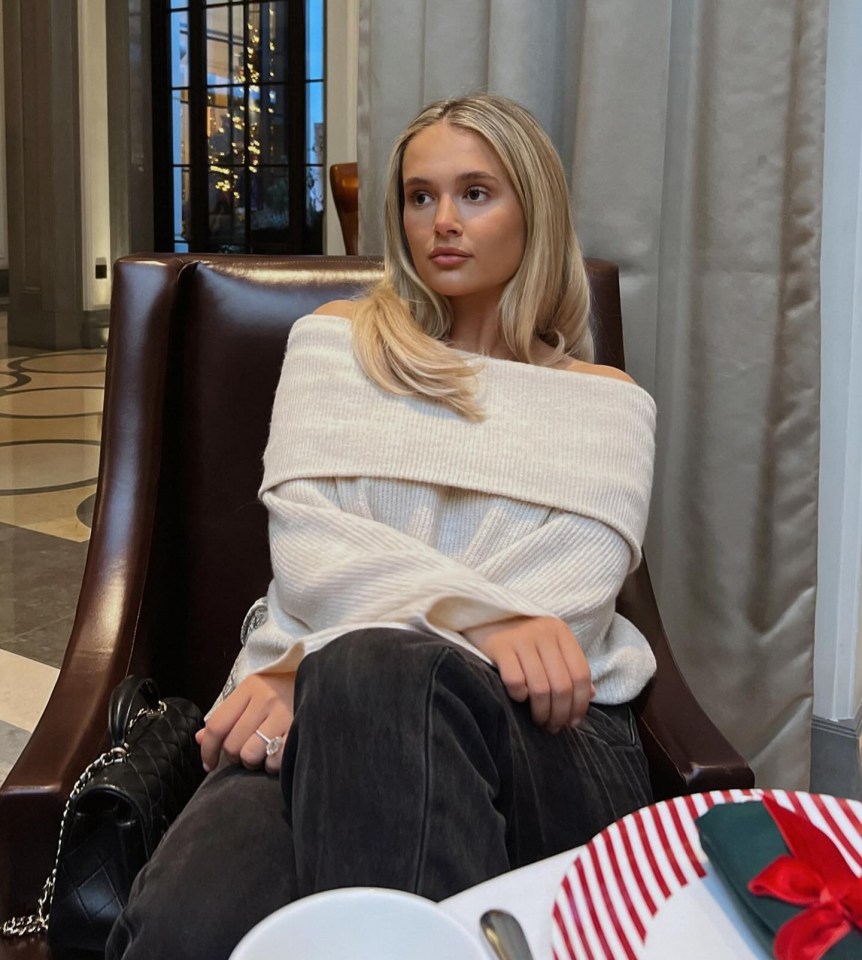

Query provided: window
[154,0,324,253]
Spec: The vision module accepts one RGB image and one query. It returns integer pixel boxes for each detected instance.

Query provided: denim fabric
[107,629,651,960]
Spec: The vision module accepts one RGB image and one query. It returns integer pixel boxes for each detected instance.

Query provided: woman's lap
[285,628,650,889]
[107,628,651,960]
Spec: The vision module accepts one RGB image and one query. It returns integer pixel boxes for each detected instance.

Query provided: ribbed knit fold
[263,316,656,561]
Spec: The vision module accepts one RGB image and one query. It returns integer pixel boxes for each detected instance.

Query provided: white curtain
[357,0,827,789]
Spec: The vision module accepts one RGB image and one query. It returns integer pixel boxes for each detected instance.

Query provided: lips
[430,248,471,267]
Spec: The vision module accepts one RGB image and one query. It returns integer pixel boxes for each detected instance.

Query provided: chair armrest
[0,629,128,921]
[617,560,755,799]
[0,259,182,924]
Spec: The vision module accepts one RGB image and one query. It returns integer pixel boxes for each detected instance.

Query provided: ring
[255,729,284,757]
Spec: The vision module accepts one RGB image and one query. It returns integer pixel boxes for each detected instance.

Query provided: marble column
[106,0,154,265]
[2,0,92,349]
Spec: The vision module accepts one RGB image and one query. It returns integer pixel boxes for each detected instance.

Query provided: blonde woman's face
[401,122,525,316]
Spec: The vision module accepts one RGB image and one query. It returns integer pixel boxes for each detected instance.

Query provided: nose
[433,194,461,236]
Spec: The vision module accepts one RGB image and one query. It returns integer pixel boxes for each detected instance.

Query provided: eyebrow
[403,171,501,188]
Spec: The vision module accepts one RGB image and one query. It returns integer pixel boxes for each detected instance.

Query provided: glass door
[155,0,325,254]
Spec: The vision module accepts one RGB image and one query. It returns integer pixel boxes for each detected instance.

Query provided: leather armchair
[0,255,752,958]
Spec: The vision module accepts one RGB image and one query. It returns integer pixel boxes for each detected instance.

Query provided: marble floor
[0,310,105,784]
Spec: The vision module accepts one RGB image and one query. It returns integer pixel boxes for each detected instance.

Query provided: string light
[195,2,315,223]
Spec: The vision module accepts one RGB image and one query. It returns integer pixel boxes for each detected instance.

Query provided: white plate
[551,789,862,960]
[229,886,488,960]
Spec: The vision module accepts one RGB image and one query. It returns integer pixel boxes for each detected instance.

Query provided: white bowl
[229,887,487,960]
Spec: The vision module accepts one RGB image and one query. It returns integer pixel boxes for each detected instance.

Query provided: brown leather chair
[329,163,359,254]
[0,255,752,959]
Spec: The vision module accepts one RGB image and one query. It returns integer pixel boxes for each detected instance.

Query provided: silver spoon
[480,909,536,960]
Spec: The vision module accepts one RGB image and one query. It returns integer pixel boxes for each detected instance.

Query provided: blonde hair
[353,93,594,420]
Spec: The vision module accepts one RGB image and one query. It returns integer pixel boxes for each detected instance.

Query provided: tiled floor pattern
[0,314,104,784]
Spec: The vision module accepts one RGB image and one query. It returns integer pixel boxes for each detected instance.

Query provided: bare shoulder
[312,299,360,319]
[562,357,637,385]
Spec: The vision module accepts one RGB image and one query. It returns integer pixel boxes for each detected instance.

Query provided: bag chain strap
[1,700,167,939]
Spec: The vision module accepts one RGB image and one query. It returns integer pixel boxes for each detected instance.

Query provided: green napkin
[695,801,862,960]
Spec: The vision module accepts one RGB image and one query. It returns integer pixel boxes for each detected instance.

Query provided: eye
[408,190,432,207]
[465,186,489,202]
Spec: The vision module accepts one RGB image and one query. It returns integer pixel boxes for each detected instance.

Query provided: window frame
[152,0,325,254]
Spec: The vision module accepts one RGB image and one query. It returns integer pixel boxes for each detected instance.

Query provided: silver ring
[255,729,284,757]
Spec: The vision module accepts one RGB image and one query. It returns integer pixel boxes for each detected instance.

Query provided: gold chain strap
[1,701,167,939]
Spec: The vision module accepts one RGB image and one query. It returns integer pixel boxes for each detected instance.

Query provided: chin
[417,273,477,298]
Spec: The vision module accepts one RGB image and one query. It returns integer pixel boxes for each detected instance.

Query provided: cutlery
[480,909,535,960]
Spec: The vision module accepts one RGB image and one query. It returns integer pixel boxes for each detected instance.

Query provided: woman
[107,93,656,959]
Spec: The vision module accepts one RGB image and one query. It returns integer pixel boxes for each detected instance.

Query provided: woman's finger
[263,735,286,774]
[516,642,552,727]
[222,704,271,766]
[493,644,529,703]
[238,724,280,770]
[198,687,252,771]
[557,631,592,726]
[536,637,574,732]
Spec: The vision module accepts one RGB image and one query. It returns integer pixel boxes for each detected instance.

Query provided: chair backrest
[105,255,625,709]
[329,163,360,254]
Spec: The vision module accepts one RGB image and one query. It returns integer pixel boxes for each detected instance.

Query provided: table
[235,789,862,960]
[441,849,577,958]
[240,788,862,960]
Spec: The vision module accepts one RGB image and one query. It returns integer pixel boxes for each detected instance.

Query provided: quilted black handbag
[1,676,205,954]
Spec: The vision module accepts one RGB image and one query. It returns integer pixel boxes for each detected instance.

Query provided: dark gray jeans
[106,628,652,959]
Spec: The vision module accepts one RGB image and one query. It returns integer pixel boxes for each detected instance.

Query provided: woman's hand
[195,672,296,774]
[463,616,594,733]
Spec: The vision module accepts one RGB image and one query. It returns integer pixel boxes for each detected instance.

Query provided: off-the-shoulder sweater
[227,314,658,704]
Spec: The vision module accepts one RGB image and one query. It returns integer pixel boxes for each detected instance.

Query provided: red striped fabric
[550,791,862,960]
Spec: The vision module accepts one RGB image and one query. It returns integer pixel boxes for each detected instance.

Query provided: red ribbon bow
[748,796,862,960]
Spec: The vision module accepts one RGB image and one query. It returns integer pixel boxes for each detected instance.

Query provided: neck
[446,296,511,359]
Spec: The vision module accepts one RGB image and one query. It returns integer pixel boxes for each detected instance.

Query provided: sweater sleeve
[473,508,635,651]
[237,475,656,703]
[252,473,650,681]
[262,478,553,650]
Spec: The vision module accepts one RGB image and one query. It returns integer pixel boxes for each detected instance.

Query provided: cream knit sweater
[228,315,658,705]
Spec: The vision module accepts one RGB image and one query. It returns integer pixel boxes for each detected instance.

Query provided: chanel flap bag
[1,676,206,953]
